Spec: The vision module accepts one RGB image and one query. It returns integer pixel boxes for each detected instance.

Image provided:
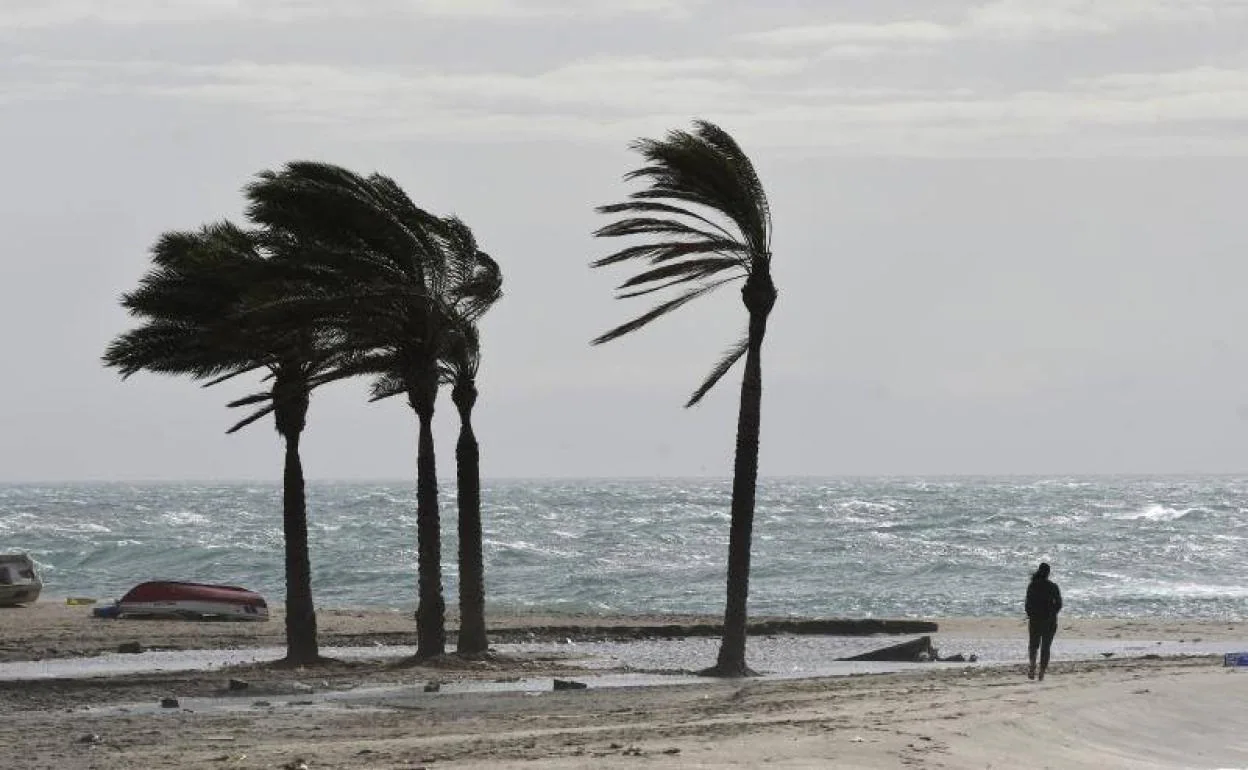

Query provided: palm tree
[591,120,776,677]
[103,222,343,665]
[435,220,503,654]
[244,165,500,659]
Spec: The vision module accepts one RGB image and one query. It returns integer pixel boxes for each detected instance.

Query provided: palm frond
[592,240,745,269]
[226,404,277,434]
[596,200,736,241]
[616,257,743,294]
[368,372,408,402]
[227,390,273,409]
[592,278,735,345]
[593,216,738,246]
[685,335,749,408]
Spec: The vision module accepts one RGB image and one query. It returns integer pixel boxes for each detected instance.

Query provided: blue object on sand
[1223,652,1248,667]
[92,604,120,619]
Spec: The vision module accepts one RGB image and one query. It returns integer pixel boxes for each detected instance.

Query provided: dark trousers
[1028,617,1057,668]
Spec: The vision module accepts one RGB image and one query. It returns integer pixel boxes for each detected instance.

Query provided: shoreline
[4,602,1246,663]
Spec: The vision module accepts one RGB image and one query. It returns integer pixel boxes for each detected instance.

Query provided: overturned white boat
[0,554,42,606]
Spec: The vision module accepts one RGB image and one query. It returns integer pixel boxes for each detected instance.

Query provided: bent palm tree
[103,222,342,665]
[592,120,776,677]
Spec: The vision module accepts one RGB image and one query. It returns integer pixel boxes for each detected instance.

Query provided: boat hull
[0,554,42,607]
[115,581,269,622]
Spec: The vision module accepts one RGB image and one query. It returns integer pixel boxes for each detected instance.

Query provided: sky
[3,0,1248,481]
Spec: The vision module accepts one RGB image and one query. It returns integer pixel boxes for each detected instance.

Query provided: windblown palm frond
[103,222,266,380]
[103,220,358,433]
[592,120,772,406]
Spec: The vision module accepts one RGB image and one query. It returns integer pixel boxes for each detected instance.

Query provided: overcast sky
[3,0,1248,481]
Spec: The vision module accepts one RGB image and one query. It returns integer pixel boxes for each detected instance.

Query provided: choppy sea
[2,477,1246,620]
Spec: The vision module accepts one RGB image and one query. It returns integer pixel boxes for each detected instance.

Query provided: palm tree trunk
[280,429,320,665]
[453,379,488,654]
[703,272,775,678]
[412,382,446,659]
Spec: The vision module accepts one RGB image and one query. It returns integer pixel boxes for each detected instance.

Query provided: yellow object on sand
[65,597,97,605]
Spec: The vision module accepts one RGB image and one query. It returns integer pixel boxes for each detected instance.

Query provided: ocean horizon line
[3,471,1247,486]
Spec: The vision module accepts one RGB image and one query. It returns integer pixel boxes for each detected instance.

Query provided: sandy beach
[2,604,1246,769]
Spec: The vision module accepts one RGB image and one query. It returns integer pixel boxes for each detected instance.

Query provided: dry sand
[2,604,1246,769]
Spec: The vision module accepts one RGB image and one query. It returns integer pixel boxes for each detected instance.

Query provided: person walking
[1026,562,1062,680]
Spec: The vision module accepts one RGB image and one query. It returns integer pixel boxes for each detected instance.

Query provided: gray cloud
[3,0,1248,480]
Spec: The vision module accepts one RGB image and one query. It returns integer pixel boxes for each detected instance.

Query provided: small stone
[252,700,272,707]
[160,697,179,709]
[117,642,143,654]
[423,681,441,692]
[77,733,102,744]
[553,679,587,691]
[227,679,249,691]
[663,748,681,755]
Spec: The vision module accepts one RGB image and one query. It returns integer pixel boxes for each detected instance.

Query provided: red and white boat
[108,581,269,621]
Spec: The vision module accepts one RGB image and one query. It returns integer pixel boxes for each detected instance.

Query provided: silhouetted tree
[592,120,776,677]
[103,222,347,665]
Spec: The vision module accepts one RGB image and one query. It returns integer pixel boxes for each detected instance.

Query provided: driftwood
[839,635,936,662]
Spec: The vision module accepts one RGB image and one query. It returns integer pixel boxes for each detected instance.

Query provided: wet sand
[2,604,1247,769]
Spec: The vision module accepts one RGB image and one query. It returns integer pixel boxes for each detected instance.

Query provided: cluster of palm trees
[104,120,777,677]
[104,162,502,664]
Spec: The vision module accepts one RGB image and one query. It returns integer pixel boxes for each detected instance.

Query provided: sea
[2,476,1246,621]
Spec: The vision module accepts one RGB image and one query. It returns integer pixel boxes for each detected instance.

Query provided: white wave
[1082,581,1248,599]
[161,510,210,527]
[1111,504,1198,522]
[836,500,898,514]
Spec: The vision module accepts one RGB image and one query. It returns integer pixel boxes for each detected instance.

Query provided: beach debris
[663,747,681,755]
[553,678,588,691]
[252,700,272,707]
[1223,652,1248,667]
[77,733,102,744]
[943,653,967,663]
[117,641,143,654]
[227,678,249,691]
[840,636,937,663]
[423,680,441,692]
[291,682,314,693]
[65,597,96,605]
[1102,652,1115,658]
[160,697,180,709]
[282,760,309,770]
